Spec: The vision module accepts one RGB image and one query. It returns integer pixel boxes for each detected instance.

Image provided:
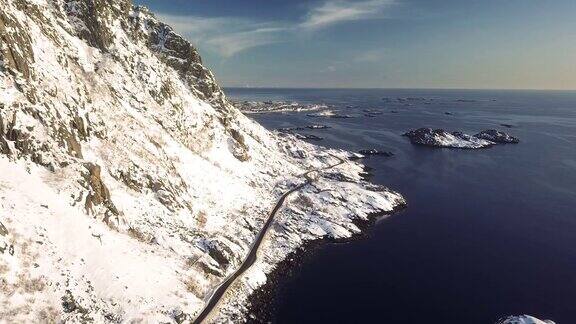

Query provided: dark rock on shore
[277,126,305,132]
[306,124,331,130]
[278,124,330,132]
[358,149,394,157]
[295,134,323,141]
[331,114,353,119]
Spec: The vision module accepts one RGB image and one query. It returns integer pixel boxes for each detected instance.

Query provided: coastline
[244,166,407,323]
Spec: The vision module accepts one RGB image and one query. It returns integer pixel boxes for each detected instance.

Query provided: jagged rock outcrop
[0,8,34,80]
[128,7,223,107]
[83,163,118,216]
[63,0,133,50]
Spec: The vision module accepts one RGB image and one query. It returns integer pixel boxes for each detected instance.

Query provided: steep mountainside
[0,0,404,322]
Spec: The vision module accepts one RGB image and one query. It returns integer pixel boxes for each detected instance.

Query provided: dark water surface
[226,88,576,324]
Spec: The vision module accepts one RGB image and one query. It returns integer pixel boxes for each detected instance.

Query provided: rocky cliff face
[0,1,404,322]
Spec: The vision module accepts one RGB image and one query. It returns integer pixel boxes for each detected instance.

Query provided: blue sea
[226,88,576,324]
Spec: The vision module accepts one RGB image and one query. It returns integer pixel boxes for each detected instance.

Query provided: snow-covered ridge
[0,0,404,322]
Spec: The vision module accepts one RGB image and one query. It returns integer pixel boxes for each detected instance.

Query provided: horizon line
[222,86,576,92]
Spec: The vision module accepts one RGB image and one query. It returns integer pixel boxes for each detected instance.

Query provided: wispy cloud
[205,27,286,58]
[300,0,395,30]
[320,64,339,73]
[158,14,288,58]
[354,47,387,63]
[157,0,395,58]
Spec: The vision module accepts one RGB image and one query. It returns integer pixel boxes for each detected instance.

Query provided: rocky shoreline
[245,206,407,323]
[244,166,407,323]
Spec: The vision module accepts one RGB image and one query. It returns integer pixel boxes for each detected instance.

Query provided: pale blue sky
[135,0,576,89]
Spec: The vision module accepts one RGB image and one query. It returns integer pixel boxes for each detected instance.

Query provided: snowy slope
[0,0,405,322]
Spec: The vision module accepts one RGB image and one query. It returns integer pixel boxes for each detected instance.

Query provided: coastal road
[193,154,346,323]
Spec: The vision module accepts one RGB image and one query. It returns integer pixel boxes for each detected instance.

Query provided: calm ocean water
[226,88,576,324]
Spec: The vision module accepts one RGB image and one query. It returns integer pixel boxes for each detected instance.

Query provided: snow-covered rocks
[307,110,353,118]
[306,124,331,130]
[404,128,493,148]
[348,149,394,160]
[404,128,519,149]
[232,100,327,114]
[0,0,404,322]
[358,149,394,157]
[475,129,520,144]
[294,133,323,141]
[496,315,556,324]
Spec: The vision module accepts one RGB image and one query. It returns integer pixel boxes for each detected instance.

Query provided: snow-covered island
[404,128,520,149]
[497,315,556,324]
[307,110,354,118]
[0,1,405,323]
[232,100,328,114]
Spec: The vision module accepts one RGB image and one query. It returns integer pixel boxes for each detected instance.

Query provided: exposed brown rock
[0,136,9,155]
[0,116,11,155]
[71,115,88,141]
[0,113,5,135]
[84,163,118,216]
[229,128,251,161]
[0,220,8,236]
[63,0,132,51]
[58,126,83,159]
[0,10,34,79]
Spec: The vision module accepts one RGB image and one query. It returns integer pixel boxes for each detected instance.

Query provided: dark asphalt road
[193,155,345,323]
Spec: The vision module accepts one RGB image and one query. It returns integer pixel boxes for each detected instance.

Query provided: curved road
[193,155,345,323]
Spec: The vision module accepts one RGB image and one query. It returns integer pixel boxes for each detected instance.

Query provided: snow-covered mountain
[0,0,405,322]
